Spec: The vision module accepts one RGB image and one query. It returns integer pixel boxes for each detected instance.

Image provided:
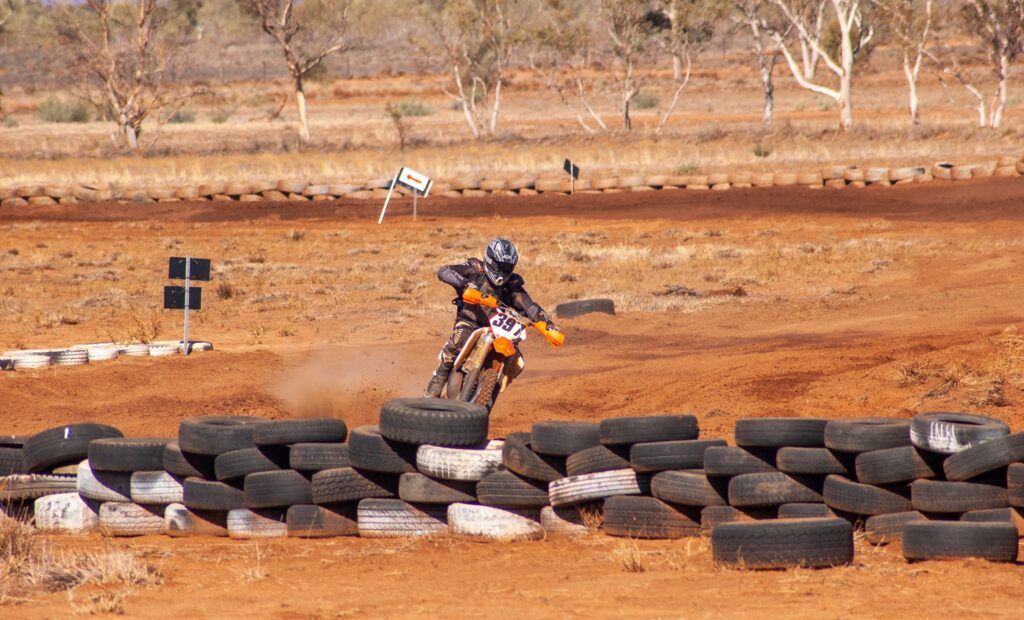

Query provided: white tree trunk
[295,79,311,143]
[989,53,1009,128]
[902,51,920,129]
[120,112,139,150]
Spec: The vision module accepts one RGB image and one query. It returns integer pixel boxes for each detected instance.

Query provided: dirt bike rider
[424,238,559,397]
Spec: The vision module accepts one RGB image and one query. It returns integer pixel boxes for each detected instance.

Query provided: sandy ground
[1,179,1024,618]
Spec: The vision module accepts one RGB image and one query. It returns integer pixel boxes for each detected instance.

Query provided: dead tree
[768,0,874,130]
[654,1,718,132]
[603,0,656,130]
[871,0,932,129]
[422,0,520,139]
[245,0,350,143]
[732,0,783,127]
[927,0,1024,129]
[58,0,173,150]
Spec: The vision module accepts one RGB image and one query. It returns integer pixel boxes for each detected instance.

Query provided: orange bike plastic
[492,337,516,357]
[534,322,565,347]
[462,288,497,308]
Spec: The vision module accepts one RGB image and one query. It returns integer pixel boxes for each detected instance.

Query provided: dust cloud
[272,347,428,429]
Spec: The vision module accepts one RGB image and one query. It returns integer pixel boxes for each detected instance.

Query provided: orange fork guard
[534,321,565,347]
[462,288,498,308]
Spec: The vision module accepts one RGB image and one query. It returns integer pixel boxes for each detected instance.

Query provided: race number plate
[490,310,525,341]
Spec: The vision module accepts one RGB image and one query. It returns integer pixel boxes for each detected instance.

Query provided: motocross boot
[424,365,452,398]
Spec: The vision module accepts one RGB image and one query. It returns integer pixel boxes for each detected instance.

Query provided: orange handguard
[534,321,565,347]
[462,288,497,308]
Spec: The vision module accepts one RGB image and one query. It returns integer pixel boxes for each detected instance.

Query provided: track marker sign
[164,256,211,355]
[564,158,580,195]
[378,166,433,224]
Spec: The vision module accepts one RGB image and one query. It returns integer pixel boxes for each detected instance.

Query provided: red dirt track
[2,178,1024,618]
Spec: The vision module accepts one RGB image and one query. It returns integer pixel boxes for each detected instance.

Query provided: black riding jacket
[438,258,552,327]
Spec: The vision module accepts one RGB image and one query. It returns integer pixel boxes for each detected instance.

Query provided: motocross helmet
[484,238,518,286]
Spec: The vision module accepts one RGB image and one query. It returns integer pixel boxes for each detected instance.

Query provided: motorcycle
[444,288,564,410]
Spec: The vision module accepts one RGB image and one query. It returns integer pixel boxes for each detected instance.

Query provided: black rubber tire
[823,475,912,515]
[565,445,631,477]
[286,504,358,538]
[163,442,216,479]
[244,470,313,508]
[603,495,700,539]
[775,448,851,476]
[311,467,398,504]
[476,470,550,508]
[712,518,854,569]
[700,506,775,534]
[824,418,911,453]
[22,423,123,473]
[629,439,727,473]
[398,472,476,504]
[651,470,727,507]
[598,415,699,446]
[183,477,245,511]
[855,446,944,485]
[734,418,828,448]
[778,503,835,519]
[703,447,776,476]
[87,438,170,472]
[910,479,1007,513]
[379,398,488,447]
[554,298,615,319]
[253,418,348,446]
[347,426,417,474]
[864,511,925,545]
[1008,463,1024,508]
[961,507,1023,528]
[215,447,288,482]
[727,472,823,508]
[178,416,264,456]
[471,367,501,410]
[0,447,25,476]
[531,421,600,456]
[943,433,1024,481]
[903,521,1018,562]
[501,432,566,482]
[289,443,349,472]
[910,412,1009,455]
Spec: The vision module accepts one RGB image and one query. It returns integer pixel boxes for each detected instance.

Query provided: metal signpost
[166,257,211,355]
[378,166,434,224]
[563,158,580,195]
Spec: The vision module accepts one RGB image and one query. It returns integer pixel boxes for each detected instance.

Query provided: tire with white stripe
[0,474,76,500]
[227,508,288,539]
[99,502,166,536]
[77,460,131,502]
[130,471,184,504]
[34,493,100,534]
[448,503,544,542]
[415,441,505,481]
[356,499,448,538]
[548,469,650,507]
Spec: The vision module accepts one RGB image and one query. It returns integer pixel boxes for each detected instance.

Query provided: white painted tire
[165,503,228,537]
[34,492,100,534]
[53,349,88,366]
[540,505,590,538]
[356,499,448,538]
[448,503,544,542]
[86,347,119,362]
[122,344,151,357]
[0,474,77,500]
[13,355,51,370]
[548,469,649,507]
[77,460,131,502]
[415,440,505,481]
[99,502,167,536]
[227,508,288,539]
[149,344,179,357]
[187,341,213,352]
[130,471,184,504]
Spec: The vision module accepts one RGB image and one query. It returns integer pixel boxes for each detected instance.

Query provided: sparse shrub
[211,107,234,124]
[285,229,305,241]
[395,99,432,117]
[167,110,196,124]
[753,143,772,158]
[36,96,91,123]
[2,117,17,128]
[632,92,659,110]
[216,281,236,300]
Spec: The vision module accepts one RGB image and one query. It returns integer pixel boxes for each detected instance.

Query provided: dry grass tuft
[611,540,646,573]
[577,503,605,530]
[235,543,267,583]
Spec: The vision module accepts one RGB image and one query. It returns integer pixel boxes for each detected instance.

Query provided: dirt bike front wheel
[472,367,501,411]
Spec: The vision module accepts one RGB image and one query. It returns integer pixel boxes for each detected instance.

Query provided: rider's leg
[424,319,476,397]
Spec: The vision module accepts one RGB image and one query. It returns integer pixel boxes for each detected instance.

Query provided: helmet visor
[485,260,514,285]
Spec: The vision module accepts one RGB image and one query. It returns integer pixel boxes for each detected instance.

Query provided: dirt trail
[2,179,1024,617]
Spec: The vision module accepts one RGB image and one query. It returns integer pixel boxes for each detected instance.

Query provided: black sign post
[563,159,580,195]
[165,256,211,356]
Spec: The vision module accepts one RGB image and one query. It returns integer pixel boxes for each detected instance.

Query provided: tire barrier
[0,340,214,372]
[2,407,1021,569]
[3,155,1020,210]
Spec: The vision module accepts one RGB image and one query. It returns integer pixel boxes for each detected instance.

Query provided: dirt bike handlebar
[461,288,564,347]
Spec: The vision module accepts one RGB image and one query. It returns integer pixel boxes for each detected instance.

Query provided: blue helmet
[484,238,518,286]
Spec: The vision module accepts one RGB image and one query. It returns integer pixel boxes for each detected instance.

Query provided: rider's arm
[507,276,555,327]
[437,262,476,291]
